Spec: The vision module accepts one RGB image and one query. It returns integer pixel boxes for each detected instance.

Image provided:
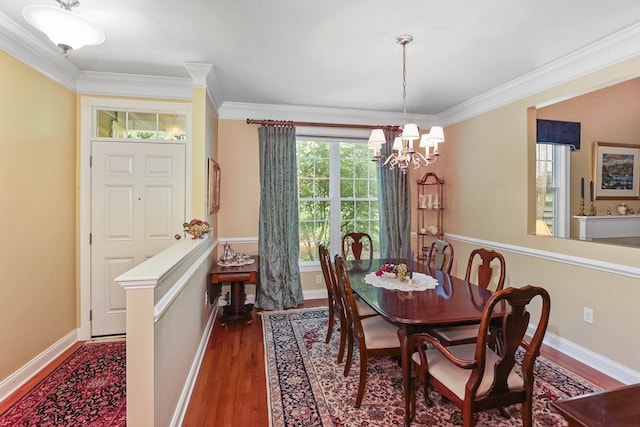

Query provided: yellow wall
[0,51,77,379]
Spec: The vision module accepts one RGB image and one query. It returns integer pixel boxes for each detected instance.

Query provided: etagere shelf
[416,172,444,261]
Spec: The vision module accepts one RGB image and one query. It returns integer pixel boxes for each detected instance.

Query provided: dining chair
[334,255,400,407]
[341,232,374,261]
[410,285,551,427]
[424,239,454,274]
[318,244,339,345]
[319,245,377,363]
[429,248,507,346]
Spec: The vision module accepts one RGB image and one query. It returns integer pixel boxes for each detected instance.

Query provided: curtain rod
[246,118,400,132]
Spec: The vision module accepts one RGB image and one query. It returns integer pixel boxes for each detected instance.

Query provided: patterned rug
[262,307,600,427]
[0,341,126,427]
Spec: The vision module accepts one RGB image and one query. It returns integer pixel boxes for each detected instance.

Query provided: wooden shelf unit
[416,172,444,260]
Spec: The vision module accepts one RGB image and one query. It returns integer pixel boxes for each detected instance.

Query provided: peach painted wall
[537,77,640,238]
[0,51,77,379]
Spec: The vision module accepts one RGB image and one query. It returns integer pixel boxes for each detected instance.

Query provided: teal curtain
[256,125,304,310]
[377,129,412,260]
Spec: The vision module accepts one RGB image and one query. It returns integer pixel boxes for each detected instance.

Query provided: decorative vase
[617,203,628,215]
[419,194,427,208]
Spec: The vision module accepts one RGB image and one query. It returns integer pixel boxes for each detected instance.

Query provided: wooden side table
[208,255,259,326]
[551,383,640,427]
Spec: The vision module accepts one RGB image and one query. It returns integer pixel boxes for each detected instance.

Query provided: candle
[409,250,414,279]
[580,177,584,199]
[589,180,594,202]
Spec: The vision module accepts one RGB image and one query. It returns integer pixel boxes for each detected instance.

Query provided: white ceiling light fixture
[369,35,444,174]
[23,0,105,58]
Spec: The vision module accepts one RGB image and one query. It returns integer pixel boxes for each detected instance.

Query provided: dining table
[347,258,506,427]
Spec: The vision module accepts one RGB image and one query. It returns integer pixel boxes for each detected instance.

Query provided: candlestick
[578,197,585,216]
[589,180,594,202]
[580,177,584,199]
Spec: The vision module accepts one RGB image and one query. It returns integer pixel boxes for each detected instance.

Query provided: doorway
[80,97,192,339]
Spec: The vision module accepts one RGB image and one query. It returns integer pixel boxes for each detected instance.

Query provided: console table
[552,383,640,426]
[574,215,640,240]
[208,255,259,326]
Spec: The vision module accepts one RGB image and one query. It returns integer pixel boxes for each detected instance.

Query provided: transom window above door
[96,110,187,141]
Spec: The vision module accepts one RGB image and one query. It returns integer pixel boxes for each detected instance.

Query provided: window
[297,139,379,262]
[536,143,569,237]
[96,110,187,140]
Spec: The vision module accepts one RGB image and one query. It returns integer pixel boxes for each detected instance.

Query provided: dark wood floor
[0,298,625,425]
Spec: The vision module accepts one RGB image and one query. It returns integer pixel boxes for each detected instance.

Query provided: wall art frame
[208,158,220,214]
[593,142,640,200]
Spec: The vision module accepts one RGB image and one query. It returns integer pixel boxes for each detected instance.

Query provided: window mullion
[329,142,341,256]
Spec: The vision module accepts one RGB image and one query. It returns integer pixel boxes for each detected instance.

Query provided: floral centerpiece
[375,263,409,281]
[183,219,210,239]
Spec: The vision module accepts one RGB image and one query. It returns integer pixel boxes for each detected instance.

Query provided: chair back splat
[341,232,374,261]
[465,248,506,291]
[424,239,454,274]
[411,285,551,427]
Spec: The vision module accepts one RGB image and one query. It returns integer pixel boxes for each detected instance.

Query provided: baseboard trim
[0,329,78,401]
[531,325,640,385]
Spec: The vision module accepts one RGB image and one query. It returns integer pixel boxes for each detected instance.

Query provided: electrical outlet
[583,307,594,324]
[316,274,322,284]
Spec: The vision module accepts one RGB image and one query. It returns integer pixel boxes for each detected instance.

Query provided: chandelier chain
[401,41,407,126]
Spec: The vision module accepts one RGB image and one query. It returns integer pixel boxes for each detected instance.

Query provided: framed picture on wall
[593,142,640,200]
[208,158,220,214]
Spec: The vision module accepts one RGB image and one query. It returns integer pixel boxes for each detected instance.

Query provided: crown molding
[76,71,193,100]
[3,10,638,126]
[438,23,640,126]
[184,62,212,87]
[0,11,79,91]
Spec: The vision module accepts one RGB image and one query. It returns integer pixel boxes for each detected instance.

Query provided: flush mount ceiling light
[368,35,445,173]
[23,0,105,57]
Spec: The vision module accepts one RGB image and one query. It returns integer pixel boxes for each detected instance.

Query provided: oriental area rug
[262,307,600,427]
[0,341,126,427]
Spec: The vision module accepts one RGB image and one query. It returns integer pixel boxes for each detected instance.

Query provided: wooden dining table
[347,258,505,427]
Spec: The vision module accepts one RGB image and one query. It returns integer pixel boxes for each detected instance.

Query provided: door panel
[91,141,185,336]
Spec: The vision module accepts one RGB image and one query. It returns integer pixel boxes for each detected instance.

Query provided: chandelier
[368,35,444,173]
[23,0,105,58]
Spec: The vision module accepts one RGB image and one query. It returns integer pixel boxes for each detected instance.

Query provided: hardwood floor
[0,299,624,425]
[181,298,624,426]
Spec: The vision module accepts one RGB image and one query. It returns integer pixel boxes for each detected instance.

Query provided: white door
[91,141,186,336]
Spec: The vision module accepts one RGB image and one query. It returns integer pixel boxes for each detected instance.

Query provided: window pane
[316,178,330,198]
[297,139,379,262]
[158,113,186,140]
[96,110,126,138]
[340,178,354,198]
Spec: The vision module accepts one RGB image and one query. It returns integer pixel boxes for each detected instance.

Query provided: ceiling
[1,1,639,118]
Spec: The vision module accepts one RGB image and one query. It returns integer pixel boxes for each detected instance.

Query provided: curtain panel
[256,125,304,310]
[377,129,412,260]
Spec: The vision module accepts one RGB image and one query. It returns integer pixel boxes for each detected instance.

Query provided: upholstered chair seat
[361,315,400,349]
[412,343,524,400]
